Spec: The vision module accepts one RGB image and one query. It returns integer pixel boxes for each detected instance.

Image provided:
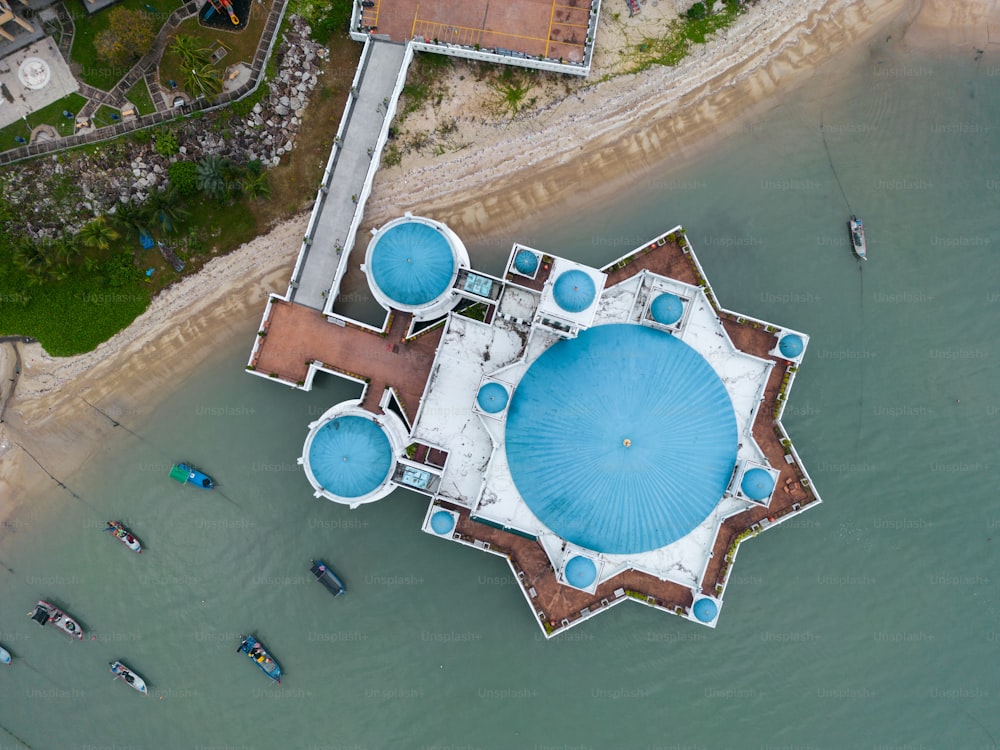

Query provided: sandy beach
[0,0,995,527]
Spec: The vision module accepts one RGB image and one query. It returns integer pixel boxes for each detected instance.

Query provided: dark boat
[848,215,867,260]
[310,559,345,598]
[169,463,214,489]
[238,634,282,683]
[28,600,84,640]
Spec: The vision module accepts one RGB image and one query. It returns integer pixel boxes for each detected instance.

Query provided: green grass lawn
[92,104,123,128]
[71,0,185,90]
[159,0,272,99]
[0,93,89,150]
[124,78,156,115]
[0,264,150,356]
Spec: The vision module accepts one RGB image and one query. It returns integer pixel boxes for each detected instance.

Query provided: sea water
[2,40,1000,750]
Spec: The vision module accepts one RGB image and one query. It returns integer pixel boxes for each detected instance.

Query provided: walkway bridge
[285,39,410,311]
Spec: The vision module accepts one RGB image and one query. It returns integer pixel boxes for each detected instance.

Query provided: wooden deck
[251,300,443,424]
[446,503,694,635]
[361,0,591,63]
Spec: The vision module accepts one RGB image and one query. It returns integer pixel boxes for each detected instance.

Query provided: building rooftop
[307,414,394,499]
[506,323,739,555]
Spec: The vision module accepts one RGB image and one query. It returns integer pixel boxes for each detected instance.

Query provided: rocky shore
[0,15,328,241]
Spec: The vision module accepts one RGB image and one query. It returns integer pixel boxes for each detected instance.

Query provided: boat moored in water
[169,463,215,489]
[110,660,148,694]
[105,521,142,553]
[238,634,282,683]
[310,559,346,598]
[849,214,867,260]
[28,600,84,640]
[0,645,11,665]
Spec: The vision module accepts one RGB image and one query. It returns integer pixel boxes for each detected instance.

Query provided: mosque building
[254,213,820,637]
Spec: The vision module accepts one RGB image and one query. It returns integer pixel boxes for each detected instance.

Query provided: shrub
[168,160,199,197]
[95,8,156,68]
[154,127,180,157]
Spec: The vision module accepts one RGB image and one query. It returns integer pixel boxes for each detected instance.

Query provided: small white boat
[105,521,142,553]
[848,214,867,260]
[0,645,11,665]
[110,660,148,694]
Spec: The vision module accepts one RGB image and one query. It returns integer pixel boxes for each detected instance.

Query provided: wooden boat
[28,600,83,640]
[105,521,142,553]
[848,214,867,260]
[169,462,214,489]
[238,635,282,683]
[0,645,11,665]
[110,660,148,694]
[310,559,345,598]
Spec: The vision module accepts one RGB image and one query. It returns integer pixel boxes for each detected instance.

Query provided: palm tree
[169,34,211,68]
[145,188,189,236]
[111,198,149,241]
[52,231,81,266]
[196,155,229,200]
[78,216,120,253]
[242,171,271,201]
[183,63,223,101]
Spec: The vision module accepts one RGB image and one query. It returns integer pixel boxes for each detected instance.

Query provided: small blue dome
[741,467,775,501]
[552,270,596,313]
[309,416,393,498]
[514,250,539,275]
[564,555,597,589]
[430,510,455,535]
[779,334,804,359]
[370,220,456,307]
[650,292,684,325]
[477,382,509,413]
[693,597,718,623]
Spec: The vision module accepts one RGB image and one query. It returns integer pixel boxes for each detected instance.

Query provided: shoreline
[0,0,995,530]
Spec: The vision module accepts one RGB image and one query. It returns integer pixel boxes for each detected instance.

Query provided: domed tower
[363,214,471,322]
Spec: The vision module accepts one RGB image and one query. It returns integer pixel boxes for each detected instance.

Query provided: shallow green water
[3,41,1000,750]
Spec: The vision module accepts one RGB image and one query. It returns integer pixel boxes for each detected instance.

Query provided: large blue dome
[477,382,509,414]
[778,334,803,359]
[505,324,738,555]
[650,292,684,325]
[741,467,775,501]
[370,220,456,307]
[308,416,393,498]
[564,555,597,589]
[514,249,539,275]
[552,270,596,313]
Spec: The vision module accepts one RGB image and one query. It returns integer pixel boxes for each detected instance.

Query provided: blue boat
[238,635,281,683]
[169,463,214,489]
[310,559,346,598]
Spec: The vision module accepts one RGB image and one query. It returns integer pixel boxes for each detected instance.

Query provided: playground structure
[205,0,239,26]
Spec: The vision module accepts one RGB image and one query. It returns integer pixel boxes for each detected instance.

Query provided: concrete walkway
[289,41,407,310]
